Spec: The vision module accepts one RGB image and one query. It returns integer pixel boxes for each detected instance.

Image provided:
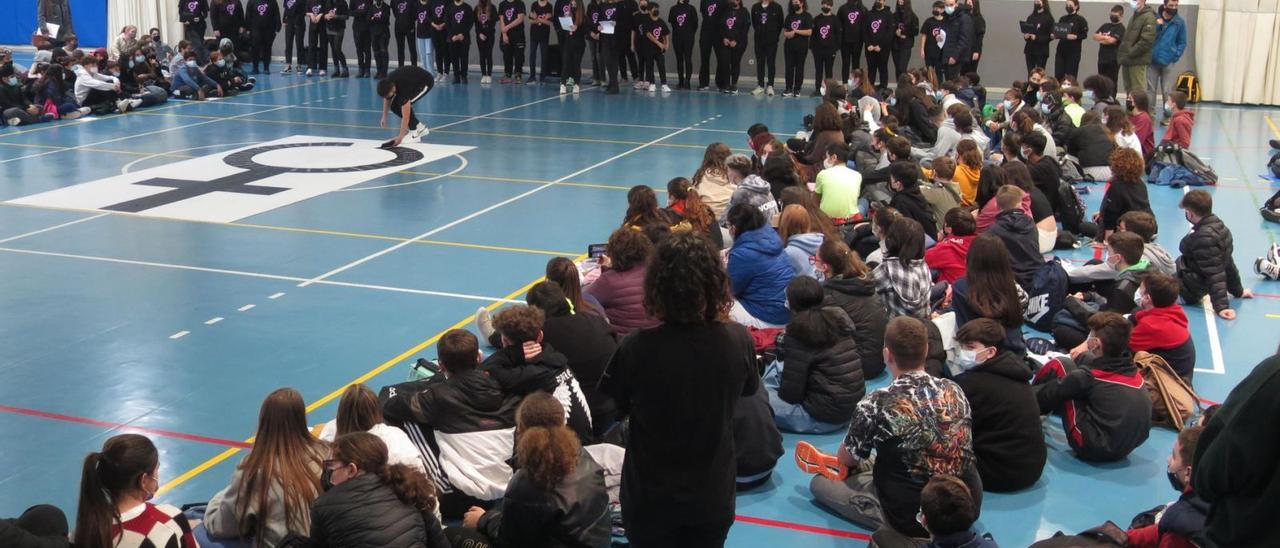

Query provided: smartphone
[587,243,608,259]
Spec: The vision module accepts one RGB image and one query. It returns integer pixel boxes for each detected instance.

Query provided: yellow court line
[0,78,335,140]
[1266,115,1280,139]
[1266,314,1280,319]
[398,170,643,192]
[156,264,568,495]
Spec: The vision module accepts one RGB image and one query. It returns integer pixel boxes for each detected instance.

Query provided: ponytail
[667,177,712,232]
[75,452,118,548]
[75,434,159,548]
[332,432,439,514]
[381,463,439,514]
[516,425,580,491]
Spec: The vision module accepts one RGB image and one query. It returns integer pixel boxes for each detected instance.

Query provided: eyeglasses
[322,459,347,470]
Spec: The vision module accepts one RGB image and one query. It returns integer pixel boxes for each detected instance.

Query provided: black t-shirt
[750,1,783,42]
[720,6,749,43]
[862,6,892,49]
[389,65,434,101]
[412,0,432,37]
[446,0,474,39]
[920,15,943,63]
[669,2,698,39]
[554,0,573,31]
[475,4,497,39]
[836,1,862,43]
[637,17,670,52]
[368,1,392,27]
[1096,21,1124,64]
[600,321,760,530]
[1028,186,1053,223]
[529,0,553,39]
[392,0,415,30]
[812,11,840,53]
[1055,13,1088,54]
[783,11,812,50]
[700,0,725,40]
[499,0,526,41]
[892,8,917,49]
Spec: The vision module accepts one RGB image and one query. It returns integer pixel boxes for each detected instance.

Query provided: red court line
[735,514,872,541]
[1252,292,1280,300]
[0,404,253,449]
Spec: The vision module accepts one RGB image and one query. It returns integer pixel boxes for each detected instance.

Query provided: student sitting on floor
[1095,148,1152,239]
[779,204,827,279]
[984,185,1042,290]
[0,65,56,127]
[724,153,781,226]
[1160,91,1195,150]
[483,304,595,443]
[72,56,139,113]
[1033,312,1152,463]
[816,239,890,379]
[916,475,999,548]
[1069,211,1176,285]
[584,227,660,335]
[694,142,736,219]
[0,504,69,548]
[1055,231,1151,350]
[317,384,427,478]
[309,433,450,548]
[204,388,327,546]
[172,49,223,99]
[888,161,940,241]
[925,207,977,285]
[666,177,726,249]
[1176,189,1252,320]
[951,235,1030,356]
[814,143,863,222]
[873,217,933,319]
[1125,426,1207,548]
[381,329,520,519]
[726,203,796,327]
[799,316,981,541]
[953,140,984,206]
[763,276,864,434]
[1129,272,1196,383]
[544,256,605,317]
[454,393,612,548]
[949,319,1046,493]
[75,434,197,548]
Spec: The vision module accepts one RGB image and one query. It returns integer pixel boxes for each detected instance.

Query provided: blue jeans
[183,506,254,548]
[762,361,846,434]
[418,37,435,76]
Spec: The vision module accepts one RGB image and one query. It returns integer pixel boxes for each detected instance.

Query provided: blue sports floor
[2,53,1279,546]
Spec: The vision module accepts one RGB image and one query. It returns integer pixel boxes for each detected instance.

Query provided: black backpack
[1057,179,1088,234]
[1268,150,1280,178]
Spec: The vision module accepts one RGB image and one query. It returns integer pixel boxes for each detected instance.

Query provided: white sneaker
[559,83,567,94]
[129,98,144,109]
[1257,256,1280,281]
[116,99,132,113]
[305,68,314,76]
[6,117,21,126]
[766,85,775,96]
[475,306,496,342]
[751,86,765,96]
[661,84,671,93]
[410,122,429,140]
[572,84,581,94]
[648,84,656,94]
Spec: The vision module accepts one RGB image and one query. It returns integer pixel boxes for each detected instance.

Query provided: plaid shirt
[843,370,974,482]
[874,257,933,319]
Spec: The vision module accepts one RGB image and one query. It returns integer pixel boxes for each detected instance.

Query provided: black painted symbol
[103,142,425,213]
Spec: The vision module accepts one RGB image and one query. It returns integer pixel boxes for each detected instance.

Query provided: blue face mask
[1083,89,1096,101]
[889,96,898,106]
[6,77,17,86]
[944,4,954,14]
[1039,102,1051,114]
[135,54,146,64]
[187,60,198,68]
[1002,99,1014,111]
[215,59,226,68]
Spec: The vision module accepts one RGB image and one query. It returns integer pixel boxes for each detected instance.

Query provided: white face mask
[945,346,983,377]
[823,158,837,169]
[1134,287,1150,309]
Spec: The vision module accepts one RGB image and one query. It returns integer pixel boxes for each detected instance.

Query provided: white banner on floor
[9,135,472,223]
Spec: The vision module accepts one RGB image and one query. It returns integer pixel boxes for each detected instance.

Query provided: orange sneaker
[794,441,848,481]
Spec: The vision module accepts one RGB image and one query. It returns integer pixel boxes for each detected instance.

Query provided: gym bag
[1133,351,1202,431]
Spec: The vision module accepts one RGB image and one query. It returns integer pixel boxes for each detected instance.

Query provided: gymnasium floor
[1,53,1278,546]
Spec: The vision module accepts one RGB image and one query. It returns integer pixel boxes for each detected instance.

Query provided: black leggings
[698,36,716,87]
[601,35,619,89]
[673,35,694,85]
[250,31,275,70]
[891,43,911,79]
[617,33,639,79]
[433,32,451,73]
[562,32,585,83]
[813,50,835,91]
[185,23,209,64]
[754,39,777,87]
[502,40,525,76]
[283,19,305,65]
[529,35,549,79]
[840,40,861,81]
[307,22,328,70]
[395,26,418,66]
[642,48,666,84]
[372,28,390,75]
[1054,48,1080,81]
[1025,52,1048,73]
[450,40,470,77]
[588,38,603,81]
[714,42,746,90]
[477,36,495,75]
[783,46,805,92]
[328,28,347,72]
[354,26,372,72]
[866,48,889,88]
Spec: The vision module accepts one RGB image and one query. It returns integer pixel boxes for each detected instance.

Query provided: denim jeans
[762,361,847,434]
[418,37,435,76]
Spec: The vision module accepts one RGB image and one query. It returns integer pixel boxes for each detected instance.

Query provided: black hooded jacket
[309,473,450,548]
[483,343,595,443]
[821,274,889,379]
[955,350,1046,492]
[779,306,865,424]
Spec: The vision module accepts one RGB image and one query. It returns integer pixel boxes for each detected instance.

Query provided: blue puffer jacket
[1151,13,1186,66]
[728,226,795,325]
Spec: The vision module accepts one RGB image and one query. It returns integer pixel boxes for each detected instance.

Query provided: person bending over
[377,64,434,146]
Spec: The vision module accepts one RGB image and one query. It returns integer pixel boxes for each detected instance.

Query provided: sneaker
[410,122,429,140]
[40,113,57,122]
[661,84,671,93]
[475,306,496,342]
[115,99,132,113]
[1271,243,1280,263]
[281,65,293,74]
[1270,139,1280,150]
[751,86,765,96]
[697,85,710,92]
[729,88,739,95]
[559,83,568,94]
[766,85,775,96]
[794,442,848,481]
[63,108,84,120]
[500,76,512,84]
[129,98,143,109]
[5,117,20,126]
[527,78,539,86]
[572,84,581,94]
[1255,256,1280,281]
[648,84,656,94]
[305,68,315,76]
[782,90,793,98]
[1263,207,1280,224]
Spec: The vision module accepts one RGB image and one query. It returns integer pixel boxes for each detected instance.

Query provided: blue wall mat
[2,0,108,49]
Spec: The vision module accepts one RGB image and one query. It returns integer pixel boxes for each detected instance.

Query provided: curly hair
[667,177,713,233]
[493,305,545,344]
[606,227,653,272]
[1108,147,1145,184]
[644,230,732,324]
[333,432,438,513]
[514,393,579,491]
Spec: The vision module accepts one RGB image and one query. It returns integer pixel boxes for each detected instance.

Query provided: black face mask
[822,5,832,12]
[932,10,942,16]
[321,469,335,492]
[1110,14,1121,22]
[1065,5,1075,13]
[1167,470,1185,493]
[1164,7,1177,17]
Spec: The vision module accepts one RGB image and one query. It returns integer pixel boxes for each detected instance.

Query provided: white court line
[0,213,109,244]
[336,154,469,192]
[268,292,285,299]
[0,247,521,304]
[1183,186,1227,375]
[169,331,190,340]
[205,317,224,325]
[297,114,722,289]
[0,105,292,165]
[238,304,257,312]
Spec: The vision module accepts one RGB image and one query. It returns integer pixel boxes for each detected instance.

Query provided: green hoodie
[1117,5,1156,66]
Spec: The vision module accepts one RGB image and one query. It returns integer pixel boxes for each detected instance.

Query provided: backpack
[1268,150,1280,178]
[1059,155,1087,183]
[920,180,963,223]
[1057,179,1088,233]
[1148,143,1218,186]
[1174,71,1201,103]
[1133,351,1203,431]
[1024,259,1069,332]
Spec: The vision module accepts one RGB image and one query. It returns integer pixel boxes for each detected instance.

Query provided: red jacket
[1126,523,1196,548]
[924,234,974,284]
[1131,111,1155,158]
[1129,305,1190,351]
[1161,109,1195,150]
